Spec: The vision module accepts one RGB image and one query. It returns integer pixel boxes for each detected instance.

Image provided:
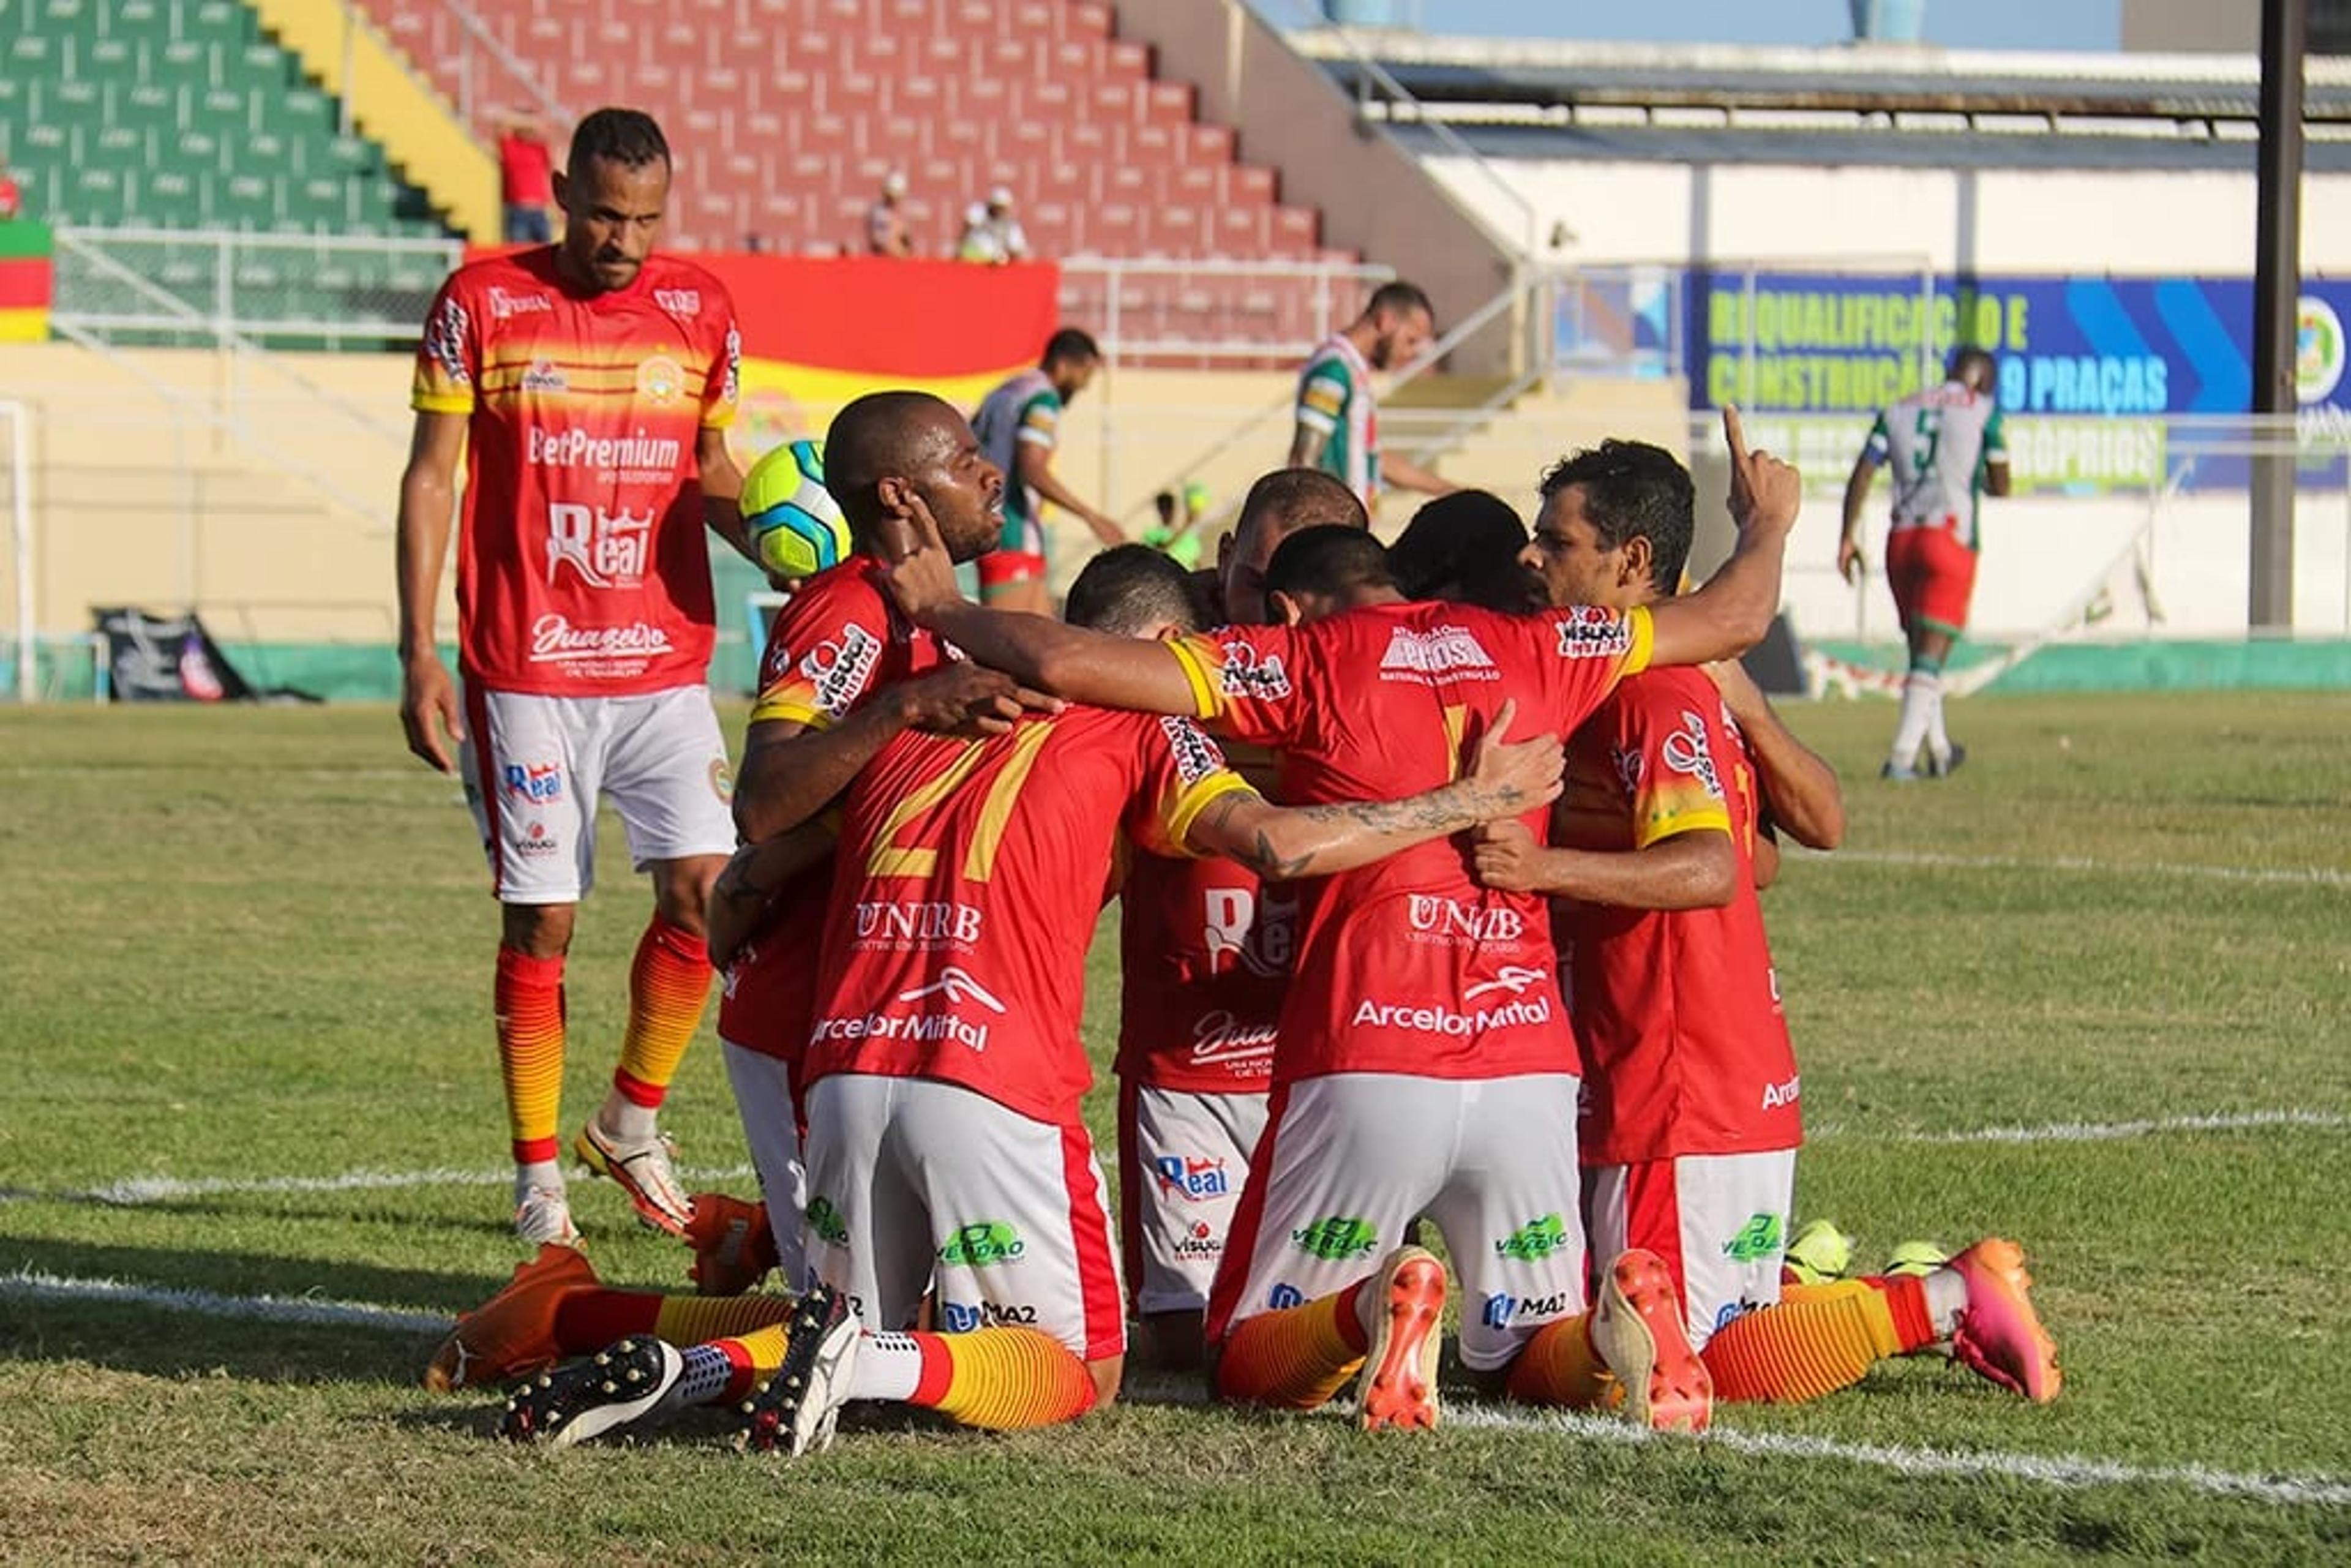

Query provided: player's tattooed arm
[1185,699,1564,879]
[706,820,835,969]
[1471,819,1739,911]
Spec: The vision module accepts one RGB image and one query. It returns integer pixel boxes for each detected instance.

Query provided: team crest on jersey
[654,288,701,318]
[1215,642,1291,701]
[1555,606,1632,661]
[635,354,685,403]
[1157,716,1226,785]
[797,623,883,719]
[1610,745,1646,801]
[424,296,471,387]
[1660,710,1725,802]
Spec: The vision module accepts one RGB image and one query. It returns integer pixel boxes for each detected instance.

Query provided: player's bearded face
[555,156,669,293]
[1371,306,1434,372]
[1524,487,1634,611]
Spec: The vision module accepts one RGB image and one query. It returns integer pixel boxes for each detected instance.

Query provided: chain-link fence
[51,227,462,350]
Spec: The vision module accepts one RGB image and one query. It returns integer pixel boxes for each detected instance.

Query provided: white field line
[0,1266,448,1334]
[1805,847,2351,889]
[1809,1108,2351,1146]
[3,1290,2327,1509]
[0,1163,757,1207]
[0,1277,2336,1508]
[7,1111,2345,1210]
[1444,1404,2351,1509]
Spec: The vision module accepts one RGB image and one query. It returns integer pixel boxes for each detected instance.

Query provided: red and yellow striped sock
[1505,1312,1619,1408]
[1700,1276,1935,1403]
[612,917,713,1110]
[699,1321,791,1404]
[549,1288,795,1357]
[494,946,567,1165]
[1213,1282,1370,1410]
[893,1329,1096,1430]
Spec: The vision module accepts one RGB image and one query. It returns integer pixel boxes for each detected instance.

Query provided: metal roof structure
[1290,31,2351,171]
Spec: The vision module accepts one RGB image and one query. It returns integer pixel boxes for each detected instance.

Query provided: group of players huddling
[401,110,2058,1457]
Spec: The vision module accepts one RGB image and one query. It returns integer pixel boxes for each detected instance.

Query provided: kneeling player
[1472,440,2058,1408]
[1073,547,1284,1371]
[507,615,1564,1453]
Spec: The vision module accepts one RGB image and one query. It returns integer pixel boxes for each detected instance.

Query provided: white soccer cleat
[574,1120,695,1237]
[741,1287,860,1457]
[501,1337,686,1447]
[514,1184,581,1248]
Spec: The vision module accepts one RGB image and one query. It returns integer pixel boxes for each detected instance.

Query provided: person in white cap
[958,187,1030,265]
[867,170,913,257]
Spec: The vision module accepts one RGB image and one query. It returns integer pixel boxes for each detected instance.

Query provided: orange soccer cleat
[1946,1239,2062,1403]
[424,1243,598,1392]
[1590,1248,1714,1433]
[1355,1245,1448,1432]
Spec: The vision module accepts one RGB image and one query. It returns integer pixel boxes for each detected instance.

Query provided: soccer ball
[742,438,851,580]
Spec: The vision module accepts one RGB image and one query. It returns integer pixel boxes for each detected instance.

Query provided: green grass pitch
[2,692,2347,1563]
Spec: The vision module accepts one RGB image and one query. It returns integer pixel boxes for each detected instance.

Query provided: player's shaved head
[1220,469,1370,625]
[1263,525,1397,625]
[1065,544,1201,637]
[1950,347,1998,393]
[826,390,1003,562]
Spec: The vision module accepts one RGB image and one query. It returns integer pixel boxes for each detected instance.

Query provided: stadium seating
[0,0,444,239]
[350,0,1349,350]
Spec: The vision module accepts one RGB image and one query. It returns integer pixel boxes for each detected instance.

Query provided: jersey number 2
[866,722,1054,882]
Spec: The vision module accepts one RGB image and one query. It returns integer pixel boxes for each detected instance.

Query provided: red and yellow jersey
[1117,851,1289,1093]
[806,707,1252,1125]
[716,558,953,1068]
[1164,599,1651,1086]
[412,247,740,696]
[1554,664,1799,1164]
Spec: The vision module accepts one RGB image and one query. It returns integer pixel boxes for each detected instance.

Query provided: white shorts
[800,1073,1126,1362]
[459,684,736,904]
[1117,1081,1269,1318]
[1584,1149,1797,1350]
[1209,1073,1586,1373]
[720,1040,809,1293]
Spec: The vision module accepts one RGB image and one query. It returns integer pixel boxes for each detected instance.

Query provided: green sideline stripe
[15,636,2348,703]
[1810,639,2351,693]
[0,220,53,261]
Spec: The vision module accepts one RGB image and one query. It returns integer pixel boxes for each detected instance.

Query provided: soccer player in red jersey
[685,390,1053,1293]
[1469,441,2060,1407]
[1111,472,1370,1370]
[867,409,1800,1433]
[502,629,1564,1453]
[397,108,763,1247]
[1060,546,1286,1372]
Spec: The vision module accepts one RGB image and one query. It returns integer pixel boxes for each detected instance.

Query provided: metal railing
[52,226,463,349]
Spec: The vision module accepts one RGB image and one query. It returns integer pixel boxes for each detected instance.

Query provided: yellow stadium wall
[244,0,498,240]
[0,342,1690,651]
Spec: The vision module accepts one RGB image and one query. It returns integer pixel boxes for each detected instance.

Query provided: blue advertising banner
[1685,272,2351,416]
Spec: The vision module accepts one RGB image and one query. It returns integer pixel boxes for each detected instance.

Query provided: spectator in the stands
[958,186,1030,265]
[0,156,21,221]
[867,170,914,257]
[496,111,558,244]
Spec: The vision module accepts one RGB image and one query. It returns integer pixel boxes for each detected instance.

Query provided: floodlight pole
[2250,0,2306,632]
